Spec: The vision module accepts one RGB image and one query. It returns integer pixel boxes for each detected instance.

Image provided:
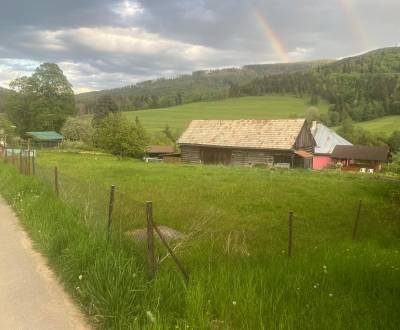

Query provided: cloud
[0,0,399,92]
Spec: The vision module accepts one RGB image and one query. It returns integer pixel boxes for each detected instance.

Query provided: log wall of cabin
[180,145,201,164]
[231,149,291,166]
[180,145,293,166]
[294,123,315,152]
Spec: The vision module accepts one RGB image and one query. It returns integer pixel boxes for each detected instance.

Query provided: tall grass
[0,152,399,329]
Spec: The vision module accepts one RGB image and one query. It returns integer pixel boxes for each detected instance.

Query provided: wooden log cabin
[177,119,316,168]
[331,145,390,172]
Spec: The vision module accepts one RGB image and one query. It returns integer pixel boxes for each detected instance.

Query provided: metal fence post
[146,201,156,279]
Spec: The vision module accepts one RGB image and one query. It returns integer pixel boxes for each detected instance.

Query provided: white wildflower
[146,311,156,323]
[329,293,333,297]
[232,301,237,305]
[78,274,83,281]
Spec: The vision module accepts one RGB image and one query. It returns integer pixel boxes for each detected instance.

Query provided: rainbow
[338,0,371,50]
[253,9,291,63]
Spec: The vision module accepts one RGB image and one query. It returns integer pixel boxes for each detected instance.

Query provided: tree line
[75,61,324,113]
[1,63,149,158]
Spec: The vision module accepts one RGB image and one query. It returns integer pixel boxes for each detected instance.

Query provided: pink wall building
[310,122,352,170]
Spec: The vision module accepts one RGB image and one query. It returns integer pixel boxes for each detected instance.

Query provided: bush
[61,117,94,145]
[384,153,400,175]
[94,113,148,158]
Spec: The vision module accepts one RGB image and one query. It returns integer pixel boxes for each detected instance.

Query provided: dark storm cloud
[0,0,399,92]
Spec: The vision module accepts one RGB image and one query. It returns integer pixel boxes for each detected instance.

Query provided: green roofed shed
[26,131,63,148]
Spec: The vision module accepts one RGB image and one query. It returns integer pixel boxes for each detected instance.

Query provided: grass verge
[1,155,400,329]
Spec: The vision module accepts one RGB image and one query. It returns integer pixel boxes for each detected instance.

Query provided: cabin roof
[177,119,307,150]
[331,145,390,161]
[145,145,175,154]
[26,131,63,141]
[311,122,352,154]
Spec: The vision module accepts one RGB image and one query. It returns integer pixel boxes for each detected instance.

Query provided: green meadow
[0,151,399,329]
[354,115,400,136]
[125,95,330,133]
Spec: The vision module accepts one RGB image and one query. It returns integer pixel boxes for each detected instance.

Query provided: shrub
[61,117,94,145]
[94,113,148,158]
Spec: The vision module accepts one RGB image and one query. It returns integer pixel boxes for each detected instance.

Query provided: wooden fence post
[153,223,189,283]
[288,211,294,257]
[352,200,362,240]
[27,139,31,176]
[3,136,7,163]
[107,185,116,241]
[32,150,35,176]
[54,166,59,197]
[146,201,156,279]
[19,144,23,173]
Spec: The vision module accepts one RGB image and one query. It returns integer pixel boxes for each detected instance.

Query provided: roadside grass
[124,95,330,133]
[0,151,399,329]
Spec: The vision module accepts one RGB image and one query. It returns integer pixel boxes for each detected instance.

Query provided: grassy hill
[75,47,400,131]
[125,95,329,133]
[354,115,400,135]
[75,60,331,113]
[1,151,398,329]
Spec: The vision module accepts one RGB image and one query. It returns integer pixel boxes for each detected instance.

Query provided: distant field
[125,95,330,133]
[354,115,400,135]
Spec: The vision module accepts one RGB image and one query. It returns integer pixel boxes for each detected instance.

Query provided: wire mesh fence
[1,145,399,283]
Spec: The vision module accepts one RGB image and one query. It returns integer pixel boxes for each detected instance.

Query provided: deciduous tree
[7,63,75,134]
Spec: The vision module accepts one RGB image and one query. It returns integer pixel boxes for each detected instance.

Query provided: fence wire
[1,147,399,281]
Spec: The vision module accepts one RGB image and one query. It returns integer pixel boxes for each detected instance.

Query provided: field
[354,115,400,135]
[125,95,330,133]
[1,151,399,329]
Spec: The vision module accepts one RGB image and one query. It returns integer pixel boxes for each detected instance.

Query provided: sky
[0,0,399,93]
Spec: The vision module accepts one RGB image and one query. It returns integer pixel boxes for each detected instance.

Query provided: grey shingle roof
[177,119,307,150]
[311,122,352,154]
[331,145,390,161]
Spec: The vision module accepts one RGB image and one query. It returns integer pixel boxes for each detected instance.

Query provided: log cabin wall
[180,145,201,164]
[180,145,294,166]
[294,122,316,152]
[231,149,292,166]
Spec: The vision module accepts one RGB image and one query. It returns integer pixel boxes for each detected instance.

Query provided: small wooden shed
[25,131,63,148]
[177,119,315,168]
[331,145,390,171]
[145,145,176,159]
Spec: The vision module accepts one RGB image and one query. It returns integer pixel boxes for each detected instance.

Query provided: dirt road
[0,197,91,330]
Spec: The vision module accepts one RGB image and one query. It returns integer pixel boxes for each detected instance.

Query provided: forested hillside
[76,47,400,127]
[75,61,329,113]
[237,47,400,125]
